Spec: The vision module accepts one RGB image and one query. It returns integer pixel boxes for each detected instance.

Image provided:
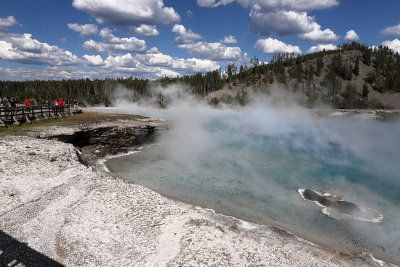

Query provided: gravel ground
[0,133,392,266]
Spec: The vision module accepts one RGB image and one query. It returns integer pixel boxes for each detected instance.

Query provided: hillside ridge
[206,42,400,109]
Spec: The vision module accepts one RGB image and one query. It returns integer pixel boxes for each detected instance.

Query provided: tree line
[0,70,225,106]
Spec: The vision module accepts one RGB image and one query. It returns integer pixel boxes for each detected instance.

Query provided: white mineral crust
[0,135,390,266]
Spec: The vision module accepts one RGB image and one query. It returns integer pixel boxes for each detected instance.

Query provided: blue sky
[0,0,400,80]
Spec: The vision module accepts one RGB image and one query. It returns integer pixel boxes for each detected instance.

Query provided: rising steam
[101,83,400,262]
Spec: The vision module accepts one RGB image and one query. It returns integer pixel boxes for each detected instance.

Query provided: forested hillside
[206,42,400,109]
[1,42,399,108]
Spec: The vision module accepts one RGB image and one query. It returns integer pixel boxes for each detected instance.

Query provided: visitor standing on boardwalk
[10,97,16,108]
[2,98,9,107]
[73,99,79,111]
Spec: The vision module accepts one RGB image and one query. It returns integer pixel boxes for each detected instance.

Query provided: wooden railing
[0,104,76,126]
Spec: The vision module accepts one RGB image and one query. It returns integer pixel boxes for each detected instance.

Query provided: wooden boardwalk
[0,105,77,126]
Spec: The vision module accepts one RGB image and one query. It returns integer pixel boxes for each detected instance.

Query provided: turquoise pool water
[105,108,400,264]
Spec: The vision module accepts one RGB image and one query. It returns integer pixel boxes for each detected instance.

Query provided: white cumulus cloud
[83,54,105,66]
[197,0,235,7]
[135,47,173,67]
[103,53,139,69]
[196,1,338,37]
[299,23,338,43]
[138,48,220,72]
[72,0,180,27]
[129,24,159,37]
[172,57,220,73]
[235,0,339,11]
[199,0,339,10]
[82,48,220,78]
[83,28,146,53]
[178,42,241,61]
[0,66,96,80]
[0,16,19,33]
[172,24,202,44]
[307,44,337,53]
[0,33,81,66]
[67,23,98,38]
[82,40,105,53]
[255,38,302,54]
[344,30,359,41]
[382,39,400,53]
[381,23,400,37]
[221,35,237,44]
[249,9,315,36]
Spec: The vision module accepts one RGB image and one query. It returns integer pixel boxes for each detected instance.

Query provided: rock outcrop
[34,119,168,165]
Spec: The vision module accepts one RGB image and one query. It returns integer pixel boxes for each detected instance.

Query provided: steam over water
[98,91,400,263]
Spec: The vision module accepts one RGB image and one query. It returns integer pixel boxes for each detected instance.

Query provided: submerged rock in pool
[298,189,383,223]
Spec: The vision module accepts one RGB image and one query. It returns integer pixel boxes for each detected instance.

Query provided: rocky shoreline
[0,118,394,266]
[30,118,169,165]
[311,109,400,121]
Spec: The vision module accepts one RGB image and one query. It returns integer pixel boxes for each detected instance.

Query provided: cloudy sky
[0,0,399,80]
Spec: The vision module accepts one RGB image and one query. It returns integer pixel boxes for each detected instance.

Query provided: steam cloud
[99,83,400,261]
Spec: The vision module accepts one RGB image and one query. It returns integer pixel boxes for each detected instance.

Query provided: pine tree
[295,63,304,82]
[250,56,259,67]
[363,49,372,66]
[341,83,358,108]
[316,57,323,76]
[362,84,369,99]
[331,54,346,78]
[353,57,360,76]
[227,63,235,82]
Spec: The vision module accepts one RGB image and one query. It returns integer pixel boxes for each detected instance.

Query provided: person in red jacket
[51,99,58,112]
[24,99,30,106]
[58,98,63,106]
